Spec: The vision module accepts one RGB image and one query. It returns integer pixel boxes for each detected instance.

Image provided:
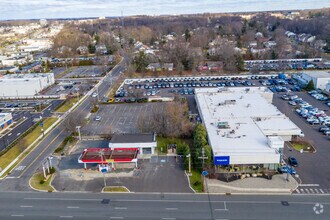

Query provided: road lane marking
[60,216,73,218]
[162,218,176,220]
[299,184,319,187]
[67,206,80,209]
[320,189,325,194]
[114,207,127,210]
[23,198,330,205]
[214,209,228,211]
[110,217,124,219]
[165,208,178,210]
[11,215,24,217]
[20,205,33,208]
[18,130,65,178]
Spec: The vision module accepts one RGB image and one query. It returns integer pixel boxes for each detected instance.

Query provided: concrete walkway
[205,174,298,194]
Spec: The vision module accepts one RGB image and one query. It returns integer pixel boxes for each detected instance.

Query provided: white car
[92,92,98,98]
[288,101,296,106]
[95,116,101,121]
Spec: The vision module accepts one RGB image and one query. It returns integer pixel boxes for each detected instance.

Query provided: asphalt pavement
[272,92,330,192]
[0,100,64,152]
[0,191,329,219]
[0,57,128,191]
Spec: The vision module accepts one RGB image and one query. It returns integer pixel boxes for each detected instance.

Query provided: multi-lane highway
[0,100,63,151]
[0,57,127,191]
[0,192,329,219]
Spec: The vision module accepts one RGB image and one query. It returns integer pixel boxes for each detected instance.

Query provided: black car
[288,156,298,167]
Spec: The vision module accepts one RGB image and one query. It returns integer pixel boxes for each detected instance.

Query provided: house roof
[110,133,156,143]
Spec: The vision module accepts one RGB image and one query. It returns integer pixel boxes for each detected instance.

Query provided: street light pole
[186,154,191,174]
[76,126,81,140]
[100,150,106,187]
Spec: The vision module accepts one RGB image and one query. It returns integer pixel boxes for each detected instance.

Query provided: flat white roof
[302,71,330,79]
[1,73,54,80]
[195,87,301,165]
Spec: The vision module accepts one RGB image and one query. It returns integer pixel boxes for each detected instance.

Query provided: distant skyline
[0,0,329,20]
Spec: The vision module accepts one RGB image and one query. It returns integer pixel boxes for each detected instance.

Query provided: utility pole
[198,148,208,168]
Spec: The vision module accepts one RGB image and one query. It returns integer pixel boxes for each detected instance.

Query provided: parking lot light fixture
[76,126,81,140]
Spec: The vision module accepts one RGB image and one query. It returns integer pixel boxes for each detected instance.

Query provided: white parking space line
[165,208,178,210]
[20,205,33,208]
[114,207,127,210]
[162,218,176,220]
[60,216,73,218]
[110,217,124,219]
[67,206,80,209]
[11,215,24,217]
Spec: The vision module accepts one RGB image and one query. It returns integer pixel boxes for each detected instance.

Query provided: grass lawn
[290,141,315,152]
[55,97,79,113]
[0,117,58,175]
[157,137,190,154]
[189,170,203,193]
[30,172,54,192]
[103,186,129,192]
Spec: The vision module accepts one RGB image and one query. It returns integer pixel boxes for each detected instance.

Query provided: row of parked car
[286,94,330,134]
[130,75,279,84]
[308,90,328,102]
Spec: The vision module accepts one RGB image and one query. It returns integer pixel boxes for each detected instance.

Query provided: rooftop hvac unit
[217,121,230,129]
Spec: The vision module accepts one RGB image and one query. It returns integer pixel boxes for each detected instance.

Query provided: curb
[101,186,132,193]
[0,117,62,178]
[28,173,56,193]
[185,170,196,193]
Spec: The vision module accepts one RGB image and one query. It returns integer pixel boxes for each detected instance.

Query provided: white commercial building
[0,73,55,98]
[297,71,330,90]
[195,87,302,167]
[109,133,157,155]
[0,113,13,131]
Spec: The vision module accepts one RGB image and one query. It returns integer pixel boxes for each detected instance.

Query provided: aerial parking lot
[272,90,330,193]
[112,74,305,102]
[81,102,165,135]
[63,66,107,78]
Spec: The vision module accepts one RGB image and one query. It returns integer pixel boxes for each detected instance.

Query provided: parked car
[94,116,101,121]
[288,156,298,167]
[319,126,330,132]
[91,92,98,98]
[288,101,296,106]
[278,166,296,174]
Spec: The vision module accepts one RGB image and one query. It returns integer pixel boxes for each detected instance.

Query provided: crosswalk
[295,187,330,194]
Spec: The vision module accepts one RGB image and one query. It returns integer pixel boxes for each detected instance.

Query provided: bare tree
[63,112,85,135]
[136,101,193,137]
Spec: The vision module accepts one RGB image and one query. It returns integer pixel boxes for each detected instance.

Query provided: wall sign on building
[214,156,230,165]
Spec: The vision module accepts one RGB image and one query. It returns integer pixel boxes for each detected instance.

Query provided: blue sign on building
[214,156,230,165]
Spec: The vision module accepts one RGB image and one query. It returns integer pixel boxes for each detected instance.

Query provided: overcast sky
[0,0,329,20]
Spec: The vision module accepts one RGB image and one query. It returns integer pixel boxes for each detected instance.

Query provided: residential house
[147,63,162,72]
[76,46,88,55]
[163,63,174,71]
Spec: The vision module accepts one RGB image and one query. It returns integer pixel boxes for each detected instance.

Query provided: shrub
[39,179,45,184]
[49,167,56,174]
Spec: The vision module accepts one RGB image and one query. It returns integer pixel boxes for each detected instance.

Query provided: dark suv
[288,156,298,167]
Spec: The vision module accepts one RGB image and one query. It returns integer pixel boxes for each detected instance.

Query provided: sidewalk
[205,174,298,194]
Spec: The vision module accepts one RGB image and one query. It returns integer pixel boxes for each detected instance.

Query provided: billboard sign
[214,156,230,165]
